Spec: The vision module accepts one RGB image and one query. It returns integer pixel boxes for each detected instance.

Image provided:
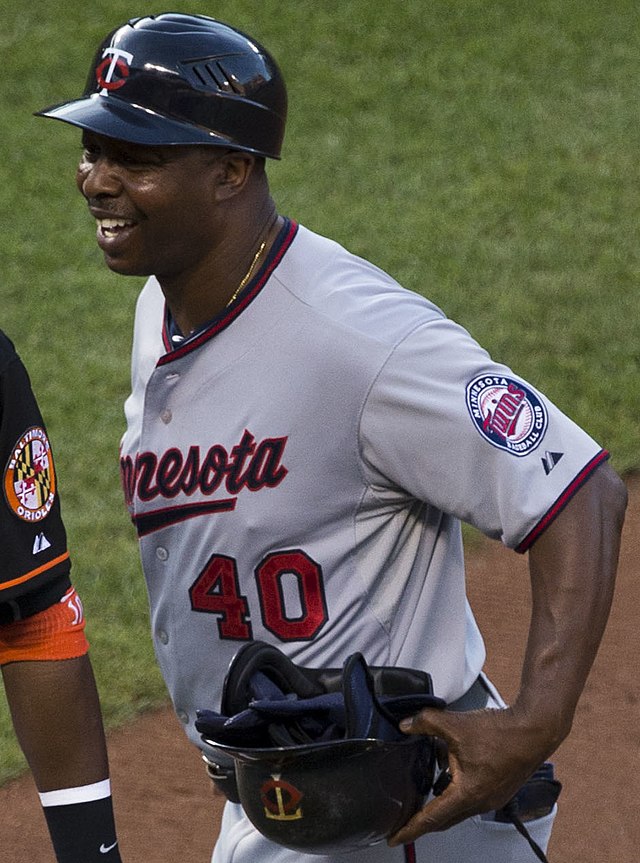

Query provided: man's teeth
[98,218,133,236]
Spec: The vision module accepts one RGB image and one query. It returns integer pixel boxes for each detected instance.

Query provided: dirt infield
[1,475,637,862]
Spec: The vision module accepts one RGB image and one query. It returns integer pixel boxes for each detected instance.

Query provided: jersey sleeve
[359,316,606,550]
[0,332,71,618]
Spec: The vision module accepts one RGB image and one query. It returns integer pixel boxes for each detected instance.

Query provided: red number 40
[189,550,328,642]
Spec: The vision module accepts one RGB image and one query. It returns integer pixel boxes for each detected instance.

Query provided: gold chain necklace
[225,218,276,308]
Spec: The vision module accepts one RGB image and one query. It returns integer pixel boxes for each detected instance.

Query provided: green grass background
[1,1,638,782]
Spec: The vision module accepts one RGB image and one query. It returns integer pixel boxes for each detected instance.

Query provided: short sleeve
[0,332,71,611]
[359,317,604,549]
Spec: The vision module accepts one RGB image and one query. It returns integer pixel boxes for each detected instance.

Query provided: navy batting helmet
[196,643,445,855]
[36,13,287,159]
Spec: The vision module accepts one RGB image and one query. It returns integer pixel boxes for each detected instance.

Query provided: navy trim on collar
[160,218,298,361]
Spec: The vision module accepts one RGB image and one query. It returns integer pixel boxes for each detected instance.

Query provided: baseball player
[37,13,627,863]
[0,329,122,862]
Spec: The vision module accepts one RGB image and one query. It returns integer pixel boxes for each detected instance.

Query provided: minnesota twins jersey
[0,330,71,620]
[119,220,605,754]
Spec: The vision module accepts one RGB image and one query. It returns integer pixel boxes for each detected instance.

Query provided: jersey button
[157,629,169,645]
[156,546,169,561]
[160,408,172,424]
[176,709,189,724]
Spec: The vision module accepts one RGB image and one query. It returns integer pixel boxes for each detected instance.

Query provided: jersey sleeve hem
[515,450,610,554]
[0,572,72,623]
[0,551,70,594]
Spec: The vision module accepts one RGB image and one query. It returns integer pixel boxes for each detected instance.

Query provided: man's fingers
[400,706,462,743]
[390,710,478,846]
[388,782,472,846]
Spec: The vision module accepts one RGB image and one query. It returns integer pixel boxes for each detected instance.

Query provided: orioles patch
[466,375,548,456]
[3,426,57,522]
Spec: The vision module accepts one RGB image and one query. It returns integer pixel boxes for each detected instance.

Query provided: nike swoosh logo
[100,841,118,854]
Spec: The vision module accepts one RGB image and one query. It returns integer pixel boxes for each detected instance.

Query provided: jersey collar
[160,218,298,363]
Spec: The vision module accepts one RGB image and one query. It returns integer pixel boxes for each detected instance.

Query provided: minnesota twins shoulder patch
[466,375,548,456]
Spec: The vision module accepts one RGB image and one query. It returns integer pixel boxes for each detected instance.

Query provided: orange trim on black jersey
[516,450,610,553]
[0,551,70,593]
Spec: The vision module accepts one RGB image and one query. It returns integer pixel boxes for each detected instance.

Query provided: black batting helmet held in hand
[196,642,445,855]
[36,13,287,159]
[214,734,434,855]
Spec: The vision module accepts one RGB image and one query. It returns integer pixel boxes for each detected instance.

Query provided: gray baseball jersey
[120,219,604,750]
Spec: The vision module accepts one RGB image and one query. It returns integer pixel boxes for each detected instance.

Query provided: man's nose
[77,157,123,198]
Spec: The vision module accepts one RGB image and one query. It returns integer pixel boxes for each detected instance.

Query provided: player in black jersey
[0,330,123,862]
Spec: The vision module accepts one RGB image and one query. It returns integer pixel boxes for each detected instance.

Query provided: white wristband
[39,778,111,807]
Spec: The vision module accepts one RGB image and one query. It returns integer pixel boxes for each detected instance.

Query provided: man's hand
[389,704,554,845]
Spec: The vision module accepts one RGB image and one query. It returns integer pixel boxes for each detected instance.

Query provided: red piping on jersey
[159,219,299,362]
[0,551,70,593]
[516,449,609,553]
[404,843,416,863]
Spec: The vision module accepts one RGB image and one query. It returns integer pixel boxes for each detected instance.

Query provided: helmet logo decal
[4,427,57,522]
[466,375,548,456]
[95,47,134,94]
[260,774,304,821]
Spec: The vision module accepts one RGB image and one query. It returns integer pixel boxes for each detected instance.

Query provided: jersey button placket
[155,549,170,645]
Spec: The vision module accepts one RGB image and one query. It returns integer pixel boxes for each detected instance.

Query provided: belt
[202,753,241,803]
[447,675,491,712]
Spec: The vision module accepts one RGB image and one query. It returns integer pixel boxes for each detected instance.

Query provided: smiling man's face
[76,132,227,281]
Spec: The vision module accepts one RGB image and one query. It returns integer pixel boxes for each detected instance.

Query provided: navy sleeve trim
[516,450,610,554]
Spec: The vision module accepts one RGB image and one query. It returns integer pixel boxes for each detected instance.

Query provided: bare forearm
[515,461,627,748]
[2,654,109,791]
[2,655,123,860]
[391,462,627,844]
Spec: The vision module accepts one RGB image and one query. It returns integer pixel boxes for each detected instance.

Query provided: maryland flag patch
[4,426,57,522]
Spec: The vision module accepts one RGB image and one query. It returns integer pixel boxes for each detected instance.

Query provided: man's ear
[209,150,257,201]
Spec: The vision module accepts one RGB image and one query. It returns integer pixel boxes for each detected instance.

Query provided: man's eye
[121,153,145,165]
[79,142,161,168]
[120,151,160,167]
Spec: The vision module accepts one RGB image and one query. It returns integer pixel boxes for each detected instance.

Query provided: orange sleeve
[0,587,89,664]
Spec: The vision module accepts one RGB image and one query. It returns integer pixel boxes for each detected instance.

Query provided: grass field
[1,1,639,782]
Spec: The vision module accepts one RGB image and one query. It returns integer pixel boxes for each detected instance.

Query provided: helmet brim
[36,93,270,154]
[203,734,422,765]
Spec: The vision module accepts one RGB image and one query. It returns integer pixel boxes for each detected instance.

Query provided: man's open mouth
[97,217,135,238]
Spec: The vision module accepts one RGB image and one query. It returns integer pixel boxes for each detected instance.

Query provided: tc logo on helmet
[95,47,134,94]
[260,775,303,821]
